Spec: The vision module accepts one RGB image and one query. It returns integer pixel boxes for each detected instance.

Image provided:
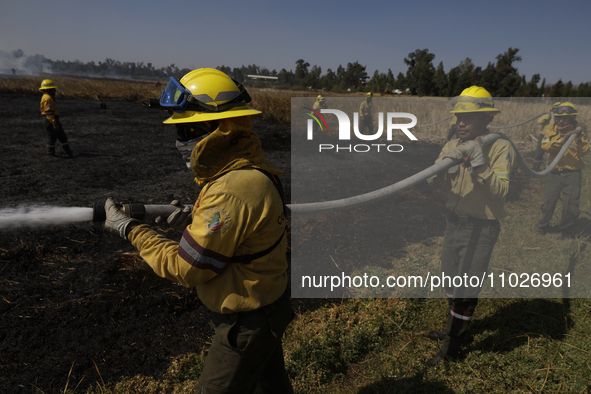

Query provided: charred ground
[0,92,531,393]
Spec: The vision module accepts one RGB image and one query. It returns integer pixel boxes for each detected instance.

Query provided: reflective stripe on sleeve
[178,231,228,273]
[493,171,509,180]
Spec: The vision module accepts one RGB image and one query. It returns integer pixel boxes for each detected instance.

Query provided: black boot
[63,144,74,157]
[427,330,447,341]
[48,146,56,157]
[536,225,548,235]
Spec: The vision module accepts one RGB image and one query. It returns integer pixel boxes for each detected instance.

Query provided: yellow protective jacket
[427,134,515,220]
[40,93,59,126]
[129,116,288,314]
[537,113,554,135]
[359,99,371,119]
[542,126,590,171]
[312,100,326,112]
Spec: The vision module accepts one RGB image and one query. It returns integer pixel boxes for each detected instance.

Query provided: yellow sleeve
[471,140,514,200]
[576,132,590,157]
[128,224,218,287]
[541,132,563,153]
[427,140,455,189]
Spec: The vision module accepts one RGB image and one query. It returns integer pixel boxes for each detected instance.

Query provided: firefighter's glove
[104,197,140,239]
[445,140,486,168]
[155,200,193,231]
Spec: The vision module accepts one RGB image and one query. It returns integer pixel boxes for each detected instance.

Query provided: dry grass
[4,76,588,139]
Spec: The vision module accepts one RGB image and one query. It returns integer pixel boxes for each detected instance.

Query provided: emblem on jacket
[204,208,230,234]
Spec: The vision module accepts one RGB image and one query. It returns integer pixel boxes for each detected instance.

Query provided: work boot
[63,145,74,157]
[427,330,446,341]
[426,351,447,366]
[536,226,548,235]
[47,147,56,157]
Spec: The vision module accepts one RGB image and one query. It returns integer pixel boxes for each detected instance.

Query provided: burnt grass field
[0,92,532,393]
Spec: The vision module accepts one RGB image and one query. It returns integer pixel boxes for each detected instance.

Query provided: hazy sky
[2,0,590,84]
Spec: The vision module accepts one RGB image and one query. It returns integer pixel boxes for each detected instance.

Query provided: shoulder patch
[204,208,230,234]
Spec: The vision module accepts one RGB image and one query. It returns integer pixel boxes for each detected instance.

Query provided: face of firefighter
[455,113,491,142]
[555,115,576,134]
[175,121,218,142]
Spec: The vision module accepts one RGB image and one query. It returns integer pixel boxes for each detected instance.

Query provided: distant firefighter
[311,95,327,133]
[537,102,589,239]
[313,94,326,112]
[39,79,73,157]
[532,102,560,171]
[359,92,373,133]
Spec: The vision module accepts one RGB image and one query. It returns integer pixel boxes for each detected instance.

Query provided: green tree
[539,78,546,97]
[433,61,447,97]
[322,68,338,91]
[563,81,573,97]
[495,47,522,96]
[386,69,395,91]
[550,79,564,97]
[456,58,476,93]
[307,65,322,89]
[395,72,406,91]
[446,66,461,96]
[404,49,436,96]
[295,59,310,82]
[341,61,368,90]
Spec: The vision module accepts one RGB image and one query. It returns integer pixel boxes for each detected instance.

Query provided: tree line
[5,48,590,97]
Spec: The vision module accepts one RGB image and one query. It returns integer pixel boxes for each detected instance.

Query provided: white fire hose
[286,131,579,216]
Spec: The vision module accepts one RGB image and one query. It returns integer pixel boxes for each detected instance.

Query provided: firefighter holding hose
[426,86,515,365]
[536,102,589,239]
[39,79,73,157]
[532,102,561,171]
[103,68,293,393]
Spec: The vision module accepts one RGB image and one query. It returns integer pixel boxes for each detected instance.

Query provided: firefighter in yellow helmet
[313,94,327,112]
[359,92,373,133]
[103,68,293,393]
[427,86,515,365]
[39,79,73,157]
[532,102,561,170]
[537,102,589,239]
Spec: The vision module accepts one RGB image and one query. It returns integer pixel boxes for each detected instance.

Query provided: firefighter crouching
[104,68,294,393]
[39,79,73,157]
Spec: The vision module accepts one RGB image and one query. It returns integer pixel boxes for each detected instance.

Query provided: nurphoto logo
[304,108,418,153]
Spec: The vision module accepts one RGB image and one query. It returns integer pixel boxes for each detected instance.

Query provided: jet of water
[0,205,94,230]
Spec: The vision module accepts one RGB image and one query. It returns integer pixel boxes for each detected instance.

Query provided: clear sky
[1,0,590,85]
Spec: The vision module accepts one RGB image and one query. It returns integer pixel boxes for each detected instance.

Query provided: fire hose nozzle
[92,203,177,223]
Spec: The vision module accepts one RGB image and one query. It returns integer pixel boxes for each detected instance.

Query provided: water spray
[0,203,176,231]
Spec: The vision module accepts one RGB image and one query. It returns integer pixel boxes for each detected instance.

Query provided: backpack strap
[229,169,287,264]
